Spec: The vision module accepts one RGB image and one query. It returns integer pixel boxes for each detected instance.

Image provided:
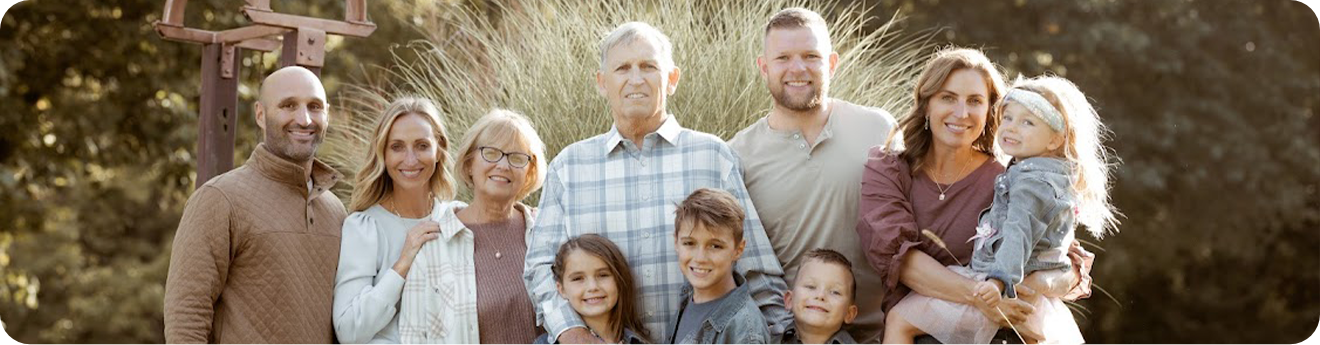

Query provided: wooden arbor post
[154,0,376,188]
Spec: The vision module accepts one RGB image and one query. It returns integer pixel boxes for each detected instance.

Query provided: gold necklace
[934,156,975,201]
[387,193,435,219]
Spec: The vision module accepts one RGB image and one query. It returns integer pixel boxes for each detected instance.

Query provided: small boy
[665,188,770,344]
[779,249,859,344]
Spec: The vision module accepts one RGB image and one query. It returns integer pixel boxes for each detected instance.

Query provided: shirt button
[792,134,800,139]
[642,232,650,238]
[798,143,806,149]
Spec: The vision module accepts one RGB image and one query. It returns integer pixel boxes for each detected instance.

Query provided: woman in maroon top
[857,47,1094,342]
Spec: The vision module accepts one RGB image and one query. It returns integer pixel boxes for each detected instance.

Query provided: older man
[164,66,347,343]
[727,8,901,343]
[523,22,791,343]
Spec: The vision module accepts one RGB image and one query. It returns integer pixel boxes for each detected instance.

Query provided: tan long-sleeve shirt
[164,143,347,343]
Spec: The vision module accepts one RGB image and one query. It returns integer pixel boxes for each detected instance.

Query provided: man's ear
[254,101,267,132]
[756,55,769,79]
[666,66,681,95]
[828,52,840,76]
[595,70,607,97]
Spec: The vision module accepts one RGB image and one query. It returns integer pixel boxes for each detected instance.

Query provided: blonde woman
[398,109,548,343]
[332,97,459,344]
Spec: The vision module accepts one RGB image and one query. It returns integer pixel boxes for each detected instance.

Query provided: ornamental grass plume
[323,0,933,203]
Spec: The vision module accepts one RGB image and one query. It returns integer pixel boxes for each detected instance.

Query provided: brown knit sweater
[164,143,347,343]
[466,205,541,344]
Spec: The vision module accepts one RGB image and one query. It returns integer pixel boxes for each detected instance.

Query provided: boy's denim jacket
[776,321,857,344]
[971,157,1077,298]
[665,272,770,344]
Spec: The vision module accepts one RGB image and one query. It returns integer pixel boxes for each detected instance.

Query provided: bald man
[165,66,348,343]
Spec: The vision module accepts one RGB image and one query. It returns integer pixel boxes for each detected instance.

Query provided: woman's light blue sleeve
[333,212,407,344]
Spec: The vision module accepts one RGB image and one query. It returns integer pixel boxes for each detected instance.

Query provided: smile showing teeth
[399,169,422,178]
[1002,138,1020,145]
[945,123,971,133]
[625,93,646,99]
[584,297,604,304]
[489,176,511,183]
[786,81,810,87]
[288,129,315,139]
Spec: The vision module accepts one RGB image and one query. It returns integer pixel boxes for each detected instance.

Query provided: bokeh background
[1,0,1317,343]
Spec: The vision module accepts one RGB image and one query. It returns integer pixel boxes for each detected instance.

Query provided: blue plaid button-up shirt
[523,115,791,342]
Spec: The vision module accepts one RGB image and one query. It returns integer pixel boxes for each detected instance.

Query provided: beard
[264,117,324,163]
[770,82,825,112]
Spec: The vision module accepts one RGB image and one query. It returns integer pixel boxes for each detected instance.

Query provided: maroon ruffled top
[856,147,1006,312]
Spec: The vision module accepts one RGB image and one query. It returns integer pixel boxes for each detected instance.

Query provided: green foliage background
[1,0,1317,343]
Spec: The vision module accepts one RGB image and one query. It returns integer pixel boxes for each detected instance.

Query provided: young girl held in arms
[883,75,1119,344]
[536,234,651,344]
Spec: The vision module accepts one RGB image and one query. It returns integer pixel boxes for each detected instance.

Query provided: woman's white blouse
[331,200,464,344]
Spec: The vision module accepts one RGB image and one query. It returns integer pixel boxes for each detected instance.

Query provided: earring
[924,117,930,130]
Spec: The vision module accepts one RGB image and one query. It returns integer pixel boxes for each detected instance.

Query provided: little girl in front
[535,234,651,344]
[883,75,1119,344]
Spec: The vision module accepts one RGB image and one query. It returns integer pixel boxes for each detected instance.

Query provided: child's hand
[974,280,1003,308]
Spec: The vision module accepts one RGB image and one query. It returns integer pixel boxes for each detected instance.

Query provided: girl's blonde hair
[1001,75,1120,237]
[453,109,548,202]
[348,97,457,212]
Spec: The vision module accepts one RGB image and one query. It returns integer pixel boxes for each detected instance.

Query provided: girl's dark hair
[551,234,650,342]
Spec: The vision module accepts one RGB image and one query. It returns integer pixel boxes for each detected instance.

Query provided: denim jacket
[971,157,1077,298]
[775,321,856,344]
[666,272,770,344]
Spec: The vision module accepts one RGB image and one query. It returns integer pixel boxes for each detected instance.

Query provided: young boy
[666,188,771,344]
[779,249,859,344]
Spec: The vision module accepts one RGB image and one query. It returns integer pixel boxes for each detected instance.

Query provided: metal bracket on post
[280,28,326,76]
[221,44,237,79]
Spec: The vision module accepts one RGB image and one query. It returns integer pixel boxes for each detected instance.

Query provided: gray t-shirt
[672,293,730,343]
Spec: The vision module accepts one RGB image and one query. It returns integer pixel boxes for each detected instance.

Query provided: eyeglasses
[478,146,532,168]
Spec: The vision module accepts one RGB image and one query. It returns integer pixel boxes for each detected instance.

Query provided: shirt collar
[603,114,683,155]
[246,143,342,199]
[782,322,856,344]
[432,200,472,240]
[679,271,748,332]
[619,328,646,344]
[432,201,533,240]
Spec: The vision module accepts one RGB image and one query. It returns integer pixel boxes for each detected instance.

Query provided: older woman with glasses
[396,108,549,344]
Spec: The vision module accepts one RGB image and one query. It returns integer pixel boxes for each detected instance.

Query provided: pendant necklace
[934,156,974,201]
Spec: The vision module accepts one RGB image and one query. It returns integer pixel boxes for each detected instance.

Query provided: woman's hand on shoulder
[392,220,441,279]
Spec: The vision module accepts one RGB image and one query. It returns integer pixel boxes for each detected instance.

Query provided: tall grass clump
[322,0,934,204]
